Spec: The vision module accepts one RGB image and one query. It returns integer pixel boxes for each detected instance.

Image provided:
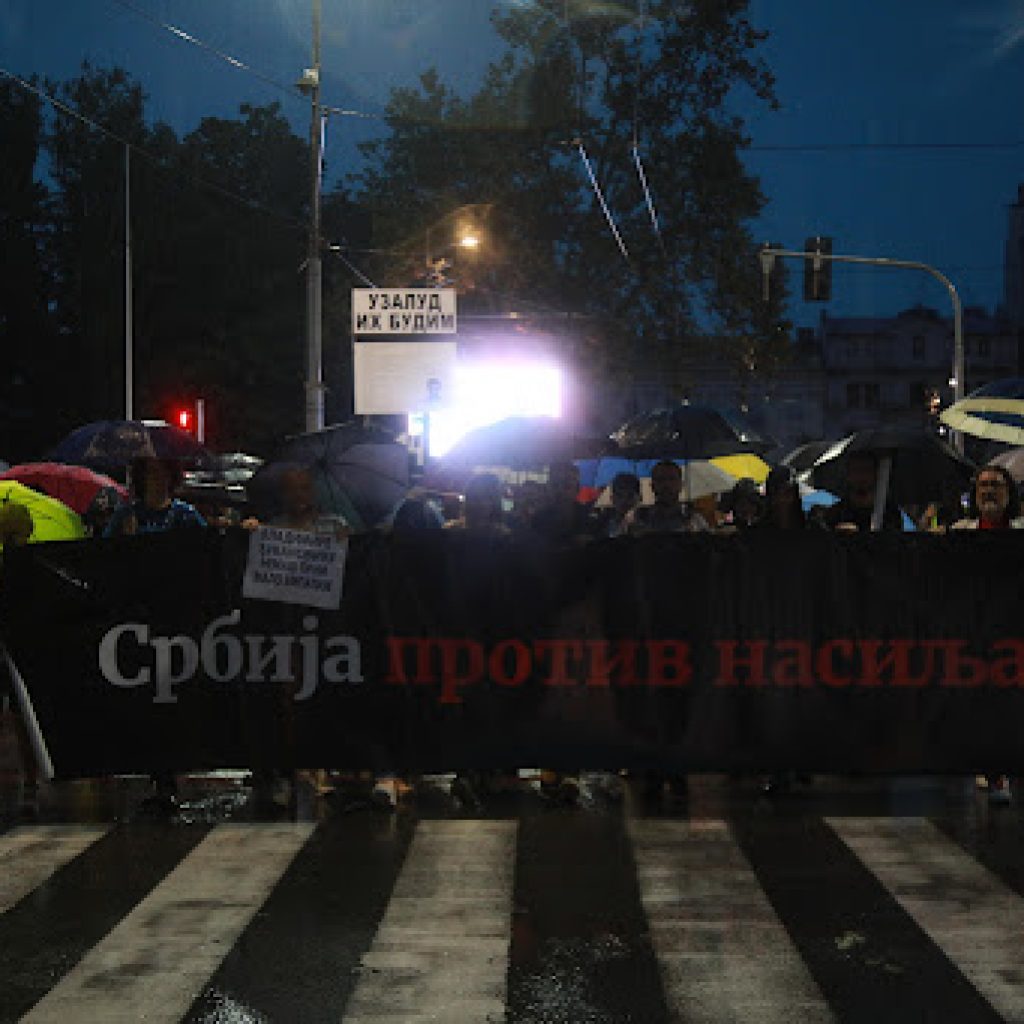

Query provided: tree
[351,0,784,397]
[137,102,308,453]
[42,65,310,454]
[0,77,51,459]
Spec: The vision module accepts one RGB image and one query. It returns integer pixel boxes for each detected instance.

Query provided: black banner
[3,529,1024,776]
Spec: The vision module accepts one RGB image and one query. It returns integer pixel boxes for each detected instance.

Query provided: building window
[846,382,861,408]
[864,382,880,408]
[912,335,925,360]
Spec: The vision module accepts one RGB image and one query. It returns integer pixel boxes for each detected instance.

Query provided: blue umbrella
[49,420,211,472]
[802,488,915,530]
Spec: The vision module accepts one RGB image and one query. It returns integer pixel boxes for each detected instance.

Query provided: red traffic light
[177,409,193,431]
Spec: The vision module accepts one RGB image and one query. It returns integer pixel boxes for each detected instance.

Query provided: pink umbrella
[0,462,128,516]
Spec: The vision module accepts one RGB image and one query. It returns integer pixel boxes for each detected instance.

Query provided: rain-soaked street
[3,770,1024,1023]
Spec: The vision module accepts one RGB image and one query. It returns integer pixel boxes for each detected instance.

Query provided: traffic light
[759,241,784,302]
[803,236,833,302]
[176,408,193,433]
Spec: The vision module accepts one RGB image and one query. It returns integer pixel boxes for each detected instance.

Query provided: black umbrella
[442,416,609,469]
[48,420,211,472]
[809,428,974,512]
[249,422,409,530]
[781,440,833,474]
[610,404,775,460]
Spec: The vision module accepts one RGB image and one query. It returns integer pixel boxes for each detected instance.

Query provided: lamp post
[298,0,325,433]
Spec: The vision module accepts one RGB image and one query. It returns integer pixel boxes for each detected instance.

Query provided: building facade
[819,305,1019,439]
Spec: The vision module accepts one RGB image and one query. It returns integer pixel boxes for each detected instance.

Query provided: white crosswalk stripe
[828,816,1024,1024]
[0,824,108,915]
[629,819,836,1024]
[340,819,517,1024]
[8,816,1024,1022]
[20,822,314,1024]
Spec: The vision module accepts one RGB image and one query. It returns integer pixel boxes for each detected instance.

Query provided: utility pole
[124,144,133,421]
[760,246,966,453]
[303,0,325,432]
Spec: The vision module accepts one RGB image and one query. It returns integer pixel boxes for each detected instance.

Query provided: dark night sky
[3,0,1022,325]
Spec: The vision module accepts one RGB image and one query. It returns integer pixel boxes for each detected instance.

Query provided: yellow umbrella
[0,480,87,544]
[710,454,770,485]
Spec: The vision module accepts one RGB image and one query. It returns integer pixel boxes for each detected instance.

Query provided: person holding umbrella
[819,453,903,532]
[590,472,641,538]
[628,461,710,535]
[103,457,206,538]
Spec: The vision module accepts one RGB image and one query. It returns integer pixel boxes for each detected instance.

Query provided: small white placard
[242,527,346,610]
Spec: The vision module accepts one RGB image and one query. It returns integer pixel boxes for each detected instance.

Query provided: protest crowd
[0,414,1021,821]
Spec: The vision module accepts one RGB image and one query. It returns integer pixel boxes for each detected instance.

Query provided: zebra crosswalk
[1,813,1023,1023]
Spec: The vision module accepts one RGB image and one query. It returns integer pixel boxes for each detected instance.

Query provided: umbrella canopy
[780,440,833,474]
[578,457,744,493]
[710,454,770,485]
[0,480,87,543]
[594,460,736,507]
[939,379,1024,445]
[988,448,1024,483]
[610,404,775,460]
[809,428,974,509]
[442,416,608,470]
[250,422,409,530]
[0,462,128,516]
[48,420,211,472]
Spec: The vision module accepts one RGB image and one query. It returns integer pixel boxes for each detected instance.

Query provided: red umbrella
[0,462,128,516]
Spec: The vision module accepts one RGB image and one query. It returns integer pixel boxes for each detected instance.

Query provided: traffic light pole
[760,247,965,454]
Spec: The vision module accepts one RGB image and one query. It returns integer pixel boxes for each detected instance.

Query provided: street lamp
[424,203,491,268]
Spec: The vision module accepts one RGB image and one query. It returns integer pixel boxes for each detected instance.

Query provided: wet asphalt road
[1,772,1023,1023]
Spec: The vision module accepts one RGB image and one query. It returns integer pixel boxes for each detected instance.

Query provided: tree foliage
[352,0,786,394]
[0,64,309,458]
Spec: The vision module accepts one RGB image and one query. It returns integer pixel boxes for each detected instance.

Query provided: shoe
[642,771,665,801]
[584,771,624,803]
[450,774,481,810]
[989,777,1012,806]
[371,778,398,811]
[138,792,178,817]
[667,775,689,804]
[762,774,792,797]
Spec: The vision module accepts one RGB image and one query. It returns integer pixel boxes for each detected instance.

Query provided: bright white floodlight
[411,360,563,458]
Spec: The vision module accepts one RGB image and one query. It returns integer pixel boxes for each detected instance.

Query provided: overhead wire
[105,0,305,103]
[562,0,631,264]
[0,67,306,235]
[104,0,388,124]
[93,0,1024,148]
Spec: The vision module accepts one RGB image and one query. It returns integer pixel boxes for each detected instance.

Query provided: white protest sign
[242,526,346,610]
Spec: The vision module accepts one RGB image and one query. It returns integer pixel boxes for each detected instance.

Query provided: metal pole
[124,144,133,421]
[196,398,206,446]
[762,248,967,453]
[305,0,325,432]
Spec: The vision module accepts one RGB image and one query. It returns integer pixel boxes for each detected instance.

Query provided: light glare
[414,360,563,458]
